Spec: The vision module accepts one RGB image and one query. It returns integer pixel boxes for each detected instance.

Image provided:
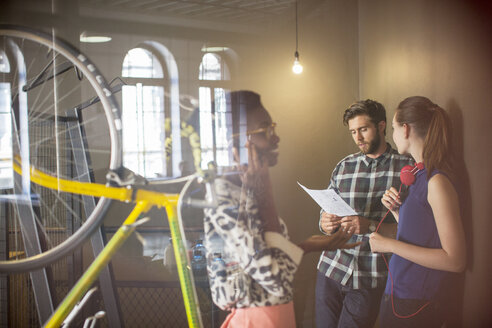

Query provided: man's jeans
[315,271,384,328]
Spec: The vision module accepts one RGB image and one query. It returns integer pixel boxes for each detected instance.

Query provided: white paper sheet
[298,182,357,217]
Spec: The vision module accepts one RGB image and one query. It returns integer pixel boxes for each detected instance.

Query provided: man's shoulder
[334,146,412,169]
[337,151,363,166]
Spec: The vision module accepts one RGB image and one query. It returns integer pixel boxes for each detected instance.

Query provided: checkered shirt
[317,144,412,289]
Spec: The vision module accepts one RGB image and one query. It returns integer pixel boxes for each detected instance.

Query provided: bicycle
[0,24,213,327]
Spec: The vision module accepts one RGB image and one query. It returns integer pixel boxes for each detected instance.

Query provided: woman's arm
[369,174,466,272]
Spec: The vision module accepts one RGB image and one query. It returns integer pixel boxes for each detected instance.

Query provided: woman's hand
[381,187,401,211]
[235,142,281,232]
[299,226,362,253]
[369,232,393,253]
[235,141,270,194]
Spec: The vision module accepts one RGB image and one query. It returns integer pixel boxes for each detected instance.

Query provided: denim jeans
[315,271,384,328]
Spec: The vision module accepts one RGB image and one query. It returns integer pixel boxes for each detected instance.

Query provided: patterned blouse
[204,177,303,309]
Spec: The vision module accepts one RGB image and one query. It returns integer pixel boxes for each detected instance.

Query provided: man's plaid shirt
[317,144,412,289]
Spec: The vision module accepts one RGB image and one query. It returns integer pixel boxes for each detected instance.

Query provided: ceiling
[78,0,297,26]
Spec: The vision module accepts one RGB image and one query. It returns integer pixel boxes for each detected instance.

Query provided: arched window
[122,47,168,178]
[0,50,13,189]
[198,53,232,169]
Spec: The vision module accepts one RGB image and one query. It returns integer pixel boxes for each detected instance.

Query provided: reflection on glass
[122,47,166,177]
[198,52,232,169]
[199,87,214,168]
[122,48,163,78]
[0,82,12,189]
[199,53,229,81]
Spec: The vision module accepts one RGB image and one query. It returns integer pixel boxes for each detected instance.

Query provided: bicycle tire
[0,25,122,272]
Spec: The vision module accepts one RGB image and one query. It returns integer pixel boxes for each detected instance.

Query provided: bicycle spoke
[0,25,122,271]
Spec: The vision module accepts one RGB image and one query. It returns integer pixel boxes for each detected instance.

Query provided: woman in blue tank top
[368,96,466,327]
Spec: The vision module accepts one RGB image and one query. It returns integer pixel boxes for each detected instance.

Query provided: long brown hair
[395,96,453,178]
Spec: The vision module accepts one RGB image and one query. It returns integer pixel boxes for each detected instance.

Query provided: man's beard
[363,133,382,155]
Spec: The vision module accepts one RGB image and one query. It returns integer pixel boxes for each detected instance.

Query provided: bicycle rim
[0,25,122,272]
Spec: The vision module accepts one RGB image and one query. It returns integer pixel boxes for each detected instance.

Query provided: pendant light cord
[295,0,299,53]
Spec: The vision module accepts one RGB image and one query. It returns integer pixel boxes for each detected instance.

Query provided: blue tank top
[385,168,447,300]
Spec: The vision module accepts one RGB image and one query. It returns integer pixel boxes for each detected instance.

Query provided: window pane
[214,88,232,167]
[201,150,214,169]
[214,88,229,149]
[199,53,230,80]
[144,152,165,178]
[122,48,163,78]
[123,151,140,176]
[0,82,13,189]
[198,51,232,169]
[142,85,164,112]
[122,83,166,177]
[199,53,221,80]
[216,149,229,167]
[199,87,214,168]
[122,85,139,151]
[0,50,10,73]
[143,112,165,152]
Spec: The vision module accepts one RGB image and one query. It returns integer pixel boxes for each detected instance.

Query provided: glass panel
[122,85,139,152]
[143,152,165,178]
[122,48,164,78]
[143,114,165,151]
[215,149,229,168]
[0,82,12,189]
[198,87,213,168]
[123,151,140,175]
[199,53,221,80]
[199,53,230,80]
[122,84,166,177]
[200,150,214,170]
[0,50,10,73]
[214,88,231,167]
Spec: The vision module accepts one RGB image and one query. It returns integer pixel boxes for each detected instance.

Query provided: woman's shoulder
[427,171,458,200]
[427,169,453,185]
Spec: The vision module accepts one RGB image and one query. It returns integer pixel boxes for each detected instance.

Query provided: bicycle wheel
[0,25,122,272]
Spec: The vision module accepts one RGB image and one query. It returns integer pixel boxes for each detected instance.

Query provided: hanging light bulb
[292,51,303,74]
[292,0,303,74]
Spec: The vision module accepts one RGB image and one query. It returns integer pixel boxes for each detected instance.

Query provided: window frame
[121,45,173,178]
[198,52,235,170]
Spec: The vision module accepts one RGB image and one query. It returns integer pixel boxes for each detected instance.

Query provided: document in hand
[297,182,357,217]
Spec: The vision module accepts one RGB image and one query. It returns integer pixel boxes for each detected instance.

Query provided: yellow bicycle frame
[13,160,202,328]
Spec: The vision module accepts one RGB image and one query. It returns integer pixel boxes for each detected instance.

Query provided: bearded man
[315,100,412,328]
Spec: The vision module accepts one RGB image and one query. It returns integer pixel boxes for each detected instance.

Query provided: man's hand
[320,212,342,234]
[299,227,362,253]
[340,215,373,234]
